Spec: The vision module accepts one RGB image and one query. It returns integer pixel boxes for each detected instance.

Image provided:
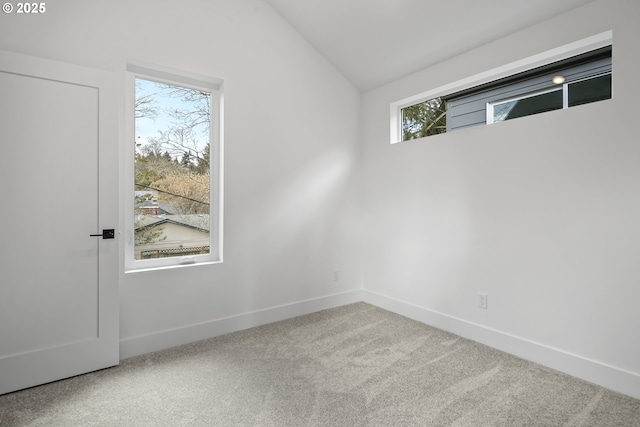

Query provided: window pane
[568,74,611,107]
[401,97,447,140]
[134,78,211,260]
[493,89,563,123]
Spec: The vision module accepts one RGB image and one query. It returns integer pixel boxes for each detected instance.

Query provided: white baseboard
[361,290,640,400]
[119,289,364,360]
[119,288,639,400]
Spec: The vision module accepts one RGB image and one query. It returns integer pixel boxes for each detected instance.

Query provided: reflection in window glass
[493,89,563,123]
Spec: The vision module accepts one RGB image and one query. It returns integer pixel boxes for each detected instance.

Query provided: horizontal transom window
[394,37,612,143]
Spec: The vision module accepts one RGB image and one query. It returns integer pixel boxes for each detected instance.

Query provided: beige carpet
[1,302,639,426]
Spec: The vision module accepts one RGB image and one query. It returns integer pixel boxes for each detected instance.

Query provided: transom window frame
[124,61,224,272]
[390,30,613,144]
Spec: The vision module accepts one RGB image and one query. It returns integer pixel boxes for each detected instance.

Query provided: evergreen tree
[180,151,193,169]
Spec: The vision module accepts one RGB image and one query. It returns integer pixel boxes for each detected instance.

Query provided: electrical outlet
[478,293,488,309]
[333,271,339,282]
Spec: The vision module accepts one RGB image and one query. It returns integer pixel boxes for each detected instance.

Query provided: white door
[0,51,119,395]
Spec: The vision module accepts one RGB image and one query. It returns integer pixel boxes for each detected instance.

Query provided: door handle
[90,229,115,239]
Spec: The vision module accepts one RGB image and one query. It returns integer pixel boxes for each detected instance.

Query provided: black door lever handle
[90,229,115,239]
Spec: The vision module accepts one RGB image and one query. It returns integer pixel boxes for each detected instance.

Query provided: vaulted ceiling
[263,0,596,91]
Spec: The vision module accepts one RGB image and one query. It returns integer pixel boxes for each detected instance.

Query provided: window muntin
[126,63,223,271]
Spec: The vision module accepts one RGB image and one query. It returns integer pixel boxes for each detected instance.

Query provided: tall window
[126,63,223,271]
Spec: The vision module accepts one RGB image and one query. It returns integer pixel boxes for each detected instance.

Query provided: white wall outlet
[333,271,339,282]
[478,293,488,309]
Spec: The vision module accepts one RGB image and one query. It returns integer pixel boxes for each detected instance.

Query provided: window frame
[124,61,224,272]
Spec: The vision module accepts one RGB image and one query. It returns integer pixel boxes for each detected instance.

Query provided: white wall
[362,0,640,398]
[0,0,363,356]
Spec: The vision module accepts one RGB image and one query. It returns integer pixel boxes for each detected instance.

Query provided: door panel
[0,51,118,395]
